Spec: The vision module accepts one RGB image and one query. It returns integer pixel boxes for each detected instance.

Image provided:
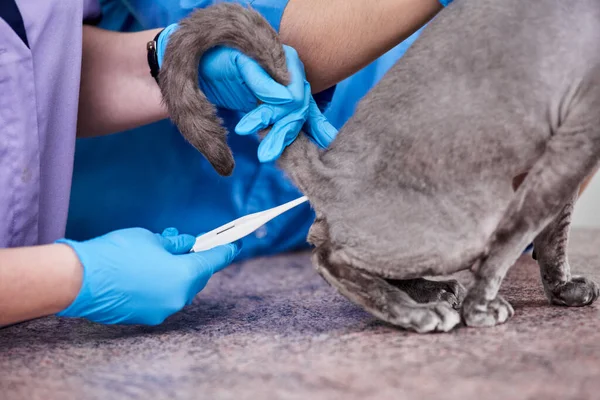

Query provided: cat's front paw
[423,279,467,310]
[396,302,461,333]
[547,276,600,307]
[461,295,514,328]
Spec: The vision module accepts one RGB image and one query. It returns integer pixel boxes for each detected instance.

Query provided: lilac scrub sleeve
[0,0,100,247]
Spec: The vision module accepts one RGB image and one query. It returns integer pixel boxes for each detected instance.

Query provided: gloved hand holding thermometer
[57,228,241,325]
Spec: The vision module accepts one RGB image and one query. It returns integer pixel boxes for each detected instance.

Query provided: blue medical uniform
[66,0,424,260]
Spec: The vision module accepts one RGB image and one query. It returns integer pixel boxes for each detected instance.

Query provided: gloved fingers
[235,47,310,137]
[304,96,338,148]
[236,52,293,105]
[235,100,305,136]
[257,79,312,162]
[257,112,305,163]
[161,227,179,237]
[281,46,306,105]
[158,229,196,255]
[185,240,242,275]
[234,103,276,136]
[156,23,179,68]
[197,48,255,112]
[235,96,305,136]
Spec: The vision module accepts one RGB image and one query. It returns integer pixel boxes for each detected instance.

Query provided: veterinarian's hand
[55,227,241,325]
[156,25,337,162]
[233,46,338,161]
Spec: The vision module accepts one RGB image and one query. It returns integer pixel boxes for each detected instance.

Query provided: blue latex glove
[156,24,338,162]
[56,227,241,325]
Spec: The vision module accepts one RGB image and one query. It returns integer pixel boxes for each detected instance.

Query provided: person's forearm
[280,0,443,93]
[0,245,83,327]
[77,26,167,137]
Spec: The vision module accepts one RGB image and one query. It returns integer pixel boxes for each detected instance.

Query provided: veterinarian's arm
[77,25,167,137]
[76,23,336,150]
[0,228,240,327]
[0,244,83,327]
[279,0,445,93]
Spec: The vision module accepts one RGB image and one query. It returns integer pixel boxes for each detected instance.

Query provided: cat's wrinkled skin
[158,1,600,333]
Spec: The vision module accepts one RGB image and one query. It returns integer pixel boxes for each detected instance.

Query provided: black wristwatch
[146,29,164,84]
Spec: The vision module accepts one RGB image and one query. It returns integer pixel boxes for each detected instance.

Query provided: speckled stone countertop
[2,229,600,400]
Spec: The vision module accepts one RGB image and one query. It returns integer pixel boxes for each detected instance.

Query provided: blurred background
[573,175,600,227]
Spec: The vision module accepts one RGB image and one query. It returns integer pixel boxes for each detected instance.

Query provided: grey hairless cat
[157,0,600,332]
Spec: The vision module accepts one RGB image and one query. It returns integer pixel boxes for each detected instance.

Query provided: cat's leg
[462,95,600,327]
[387,278,467,310]
[310,215,462,332]
[314,248,461,333]
[533,191,600,306]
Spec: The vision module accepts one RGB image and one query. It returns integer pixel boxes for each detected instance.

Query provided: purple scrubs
[0,0,99,247]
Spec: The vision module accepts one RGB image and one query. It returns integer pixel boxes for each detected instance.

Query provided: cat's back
[324,0,600,183]
[305,0,600,276]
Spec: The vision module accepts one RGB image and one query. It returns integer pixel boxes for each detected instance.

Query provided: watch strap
[146,29,164,84]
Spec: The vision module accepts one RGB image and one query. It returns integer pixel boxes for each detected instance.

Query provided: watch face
[146,40,160,82]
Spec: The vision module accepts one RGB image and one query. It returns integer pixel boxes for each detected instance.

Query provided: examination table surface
[2,229,600,400]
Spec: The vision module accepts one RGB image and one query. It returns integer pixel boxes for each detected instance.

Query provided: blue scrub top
[66,0,424,260]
